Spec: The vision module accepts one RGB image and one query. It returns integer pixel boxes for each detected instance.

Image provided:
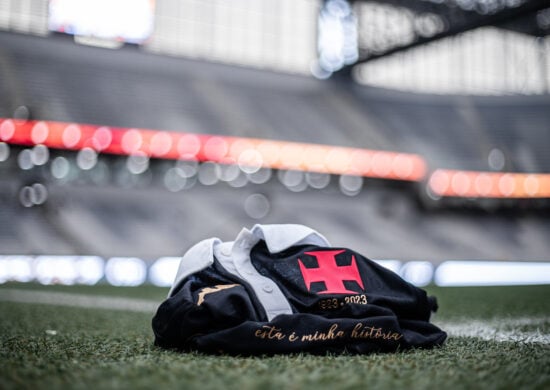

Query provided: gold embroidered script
[253,323,403,343]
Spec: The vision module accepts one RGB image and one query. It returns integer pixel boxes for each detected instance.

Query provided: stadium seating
[0,31,549,261]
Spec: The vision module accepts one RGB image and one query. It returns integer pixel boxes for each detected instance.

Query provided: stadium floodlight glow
[0,119,15,141]
[62,124,82,149]
[150,131,173,157]
[75,256,105,285]
[317,0,358,73]
[371,152,393,177]
[428,169,550,198]
[34,256,79,285]
[392,154,414,179]
[0,118,428,182]
[48,0,155,44]
[0,256,34,283]
[92,126,113,151]
[0,255,103,286]
[204,137,229,161]
[149,257,180,287]
[256,141,280,166]
[105,257,147,286]
[238,149,263,174]
[121,129,143,154]
[434,261,550,286]
[400,261,434,287]
[280,144,305,170]
[372,260,402,275]
[177,134,201,159]
[31,122,49,144]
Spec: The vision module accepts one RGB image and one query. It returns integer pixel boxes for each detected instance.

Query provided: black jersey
[152,224,446,355]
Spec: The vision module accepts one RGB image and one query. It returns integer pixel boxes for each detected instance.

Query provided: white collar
[168,224,329,297]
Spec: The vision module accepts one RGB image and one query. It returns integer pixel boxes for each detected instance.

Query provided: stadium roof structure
[344,0,549,67]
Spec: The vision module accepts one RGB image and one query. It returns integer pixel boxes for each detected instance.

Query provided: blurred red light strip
[429,169,550,198]
[0,118,426,181]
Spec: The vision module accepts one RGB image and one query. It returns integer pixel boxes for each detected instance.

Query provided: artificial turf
[0,283,549,390]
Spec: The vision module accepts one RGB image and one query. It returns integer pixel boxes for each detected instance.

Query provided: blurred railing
[1,254,549,287]
[0,118,426,181]
[2,117,550,199]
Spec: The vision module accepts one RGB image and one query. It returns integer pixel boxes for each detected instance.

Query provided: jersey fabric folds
[152,224,446,355]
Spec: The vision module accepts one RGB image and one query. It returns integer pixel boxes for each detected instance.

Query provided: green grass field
[1,282,548,390]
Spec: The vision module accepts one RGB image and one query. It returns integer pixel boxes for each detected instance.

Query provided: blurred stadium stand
[2,31,549,172]
[0,0,549,269]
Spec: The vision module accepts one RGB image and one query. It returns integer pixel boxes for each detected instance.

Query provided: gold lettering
[351,323,363,338]
[301,333,315,342]
[254,325,286,340]
[253,322,402,344]
[327,323,345,339]
[300,324,345,342]
[350,323,403,341]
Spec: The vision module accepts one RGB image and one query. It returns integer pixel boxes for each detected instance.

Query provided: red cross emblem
[298,250,364,294]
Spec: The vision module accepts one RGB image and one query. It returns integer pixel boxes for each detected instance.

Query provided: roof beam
[346,0,548,67]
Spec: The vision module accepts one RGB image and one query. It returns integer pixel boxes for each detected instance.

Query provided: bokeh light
[75,256,105,285]
[34,256,78,285]
[92,127,113,151]
[121,129,143,154]
[62,124,82,148]
[105,257,147,286]
[31,145,50,166]
[17,149,34,170]
[0,119,15,141]
[149,257,180,287]
[0,256,34,283]
[197,162,220,186]
[31,121,49,144]
[51,156,71,180]
[339,174,362,196]
[400,261,434,287]
[244,193,271,219]
[0,142,10,162]
[126,153,149,175]
[77,147,98,170]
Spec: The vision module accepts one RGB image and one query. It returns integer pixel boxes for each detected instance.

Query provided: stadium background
[0,0,549,288]
[0,1,549,389]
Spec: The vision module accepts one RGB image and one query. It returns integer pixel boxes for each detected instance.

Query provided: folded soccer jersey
[152,224,446,354]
